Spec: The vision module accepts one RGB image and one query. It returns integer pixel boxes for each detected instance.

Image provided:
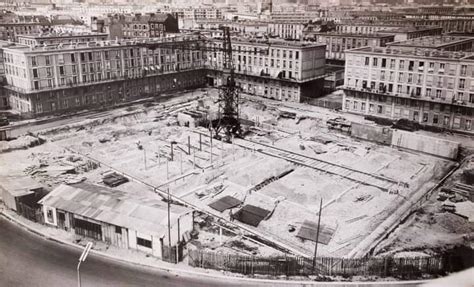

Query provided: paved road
[0,217,427,287]
[0,217,261,287]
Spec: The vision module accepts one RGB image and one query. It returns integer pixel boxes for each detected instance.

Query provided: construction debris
[103,172,129,187]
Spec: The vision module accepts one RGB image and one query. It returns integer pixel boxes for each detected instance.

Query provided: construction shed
[39,183,193,259]
[0,175,45,212]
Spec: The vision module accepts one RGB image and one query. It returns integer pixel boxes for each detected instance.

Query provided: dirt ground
[0,88,468,258]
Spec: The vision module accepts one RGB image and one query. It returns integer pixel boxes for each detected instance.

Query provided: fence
[188,249,469,278]
[306,99,342,110]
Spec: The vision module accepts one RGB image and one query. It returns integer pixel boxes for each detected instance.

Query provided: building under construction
[0,32,326,117]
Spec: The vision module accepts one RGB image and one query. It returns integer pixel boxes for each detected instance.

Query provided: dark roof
[209,196,242,212]
[296,220,335,245]
[234,205,270,227]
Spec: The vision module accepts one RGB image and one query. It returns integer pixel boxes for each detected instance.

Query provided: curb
[0,210,429,286]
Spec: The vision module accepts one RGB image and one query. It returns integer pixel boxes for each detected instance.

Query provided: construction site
[1,28,472,279]
[1,83,472,266]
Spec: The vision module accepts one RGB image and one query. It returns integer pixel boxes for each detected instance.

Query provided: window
[408,60,414,71]
[399,60,404,69]
[433,114,439,124]
[466,119,472,130]
[426,88,431,97]
[353,101,358,110]
[88,52,93,61]
[47,67,52,77]
[33,69,38,78]
[373,57,378,67]
[59,66,64,75]
[459,79,465,89]
[34,81,39,90]
[460,65,467,76]
[439,63,445,71]
[422,112,428,123]
[71,54,75,63]
[137,237,152,248]
[369,104,374,113]
[80,53,85,61]
[377,105,382,114]
[381,58,386,68]
[361,102,366,111]
[115,226,122,234]
[45,56,50,65]
[436,90,442,99]
[295,51,299,59]
[444,115,450,126]
[365,57,369,66]
[31,56,37,66]
[390,59,395,69]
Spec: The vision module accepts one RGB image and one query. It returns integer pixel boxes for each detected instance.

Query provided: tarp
[296,220,335,245]
[208,196,242,212]
[234,205,270,227]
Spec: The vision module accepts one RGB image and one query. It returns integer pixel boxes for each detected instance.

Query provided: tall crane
[138,27,268,141]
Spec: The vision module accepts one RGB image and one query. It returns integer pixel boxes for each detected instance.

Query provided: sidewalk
[0,205,428,286]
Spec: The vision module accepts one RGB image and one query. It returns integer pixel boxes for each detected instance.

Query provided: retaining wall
[391,130,460,160]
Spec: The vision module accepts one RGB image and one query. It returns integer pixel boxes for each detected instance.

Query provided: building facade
[343,47,474,132]
[207,38,326,102]
[309,32,395,61]
[17,33,108,46]
[2,38,207,116]
[387,36,474,53]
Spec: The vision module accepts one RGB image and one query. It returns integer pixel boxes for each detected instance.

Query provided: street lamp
[77,242,93,287]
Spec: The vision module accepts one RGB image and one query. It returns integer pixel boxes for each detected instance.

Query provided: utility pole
[188,136,191,155]
[312,198,323,271]
[199,133,202,151]
[143,148,147,170]
[166,159,169,180]
[167,187,171,252]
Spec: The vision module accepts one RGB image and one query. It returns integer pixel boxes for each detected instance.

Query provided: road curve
[0,216,427,287]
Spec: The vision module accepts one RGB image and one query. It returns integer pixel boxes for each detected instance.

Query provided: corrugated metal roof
[39,183,190,237]
[296,220,335,245]
[209,196,242,212]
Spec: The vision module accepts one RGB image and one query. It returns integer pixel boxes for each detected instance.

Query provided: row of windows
[360,56,471,77]
[345,100,473,130]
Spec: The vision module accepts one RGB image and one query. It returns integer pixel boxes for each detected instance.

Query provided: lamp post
[77,242,93,287]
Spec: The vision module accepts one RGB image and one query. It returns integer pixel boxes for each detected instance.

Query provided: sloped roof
[209,195,242,212]
[296,220,335,245]
[39,183,191,237]
[0,175,42,197]
[234,204,270,227]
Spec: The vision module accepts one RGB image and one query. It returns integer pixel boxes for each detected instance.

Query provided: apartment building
[308,32,395,61]
[92,13,179,40]
[2,38,207,116]
[267,21,305,40]
[387,36,474,53]
[343,47,474,132]
[17,33,108,46]
[336,23,443,41]
[337,19,474,34]
[207,38,326,102]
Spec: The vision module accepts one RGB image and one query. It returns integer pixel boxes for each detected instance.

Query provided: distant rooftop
[387,35,474,49]
[17,32,108,40]
[346,46,474,60]
[378,26,442,33]
[310,32,395,38]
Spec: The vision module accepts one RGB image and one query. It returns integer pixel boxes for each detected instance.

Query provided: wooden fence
[188,249,467,278]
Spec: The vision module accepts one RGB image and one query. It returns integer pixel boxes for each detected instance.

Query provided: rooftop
[387,35,474,49]
[346,46,474,60]
[378,26,442,33]
[310,32,395,38]
[0,175,43,197]
[17,32,108,40]
[39,183,191,236]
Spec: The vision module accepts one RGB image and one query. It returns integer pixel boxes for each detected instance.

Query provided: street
[0,216,260,287]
